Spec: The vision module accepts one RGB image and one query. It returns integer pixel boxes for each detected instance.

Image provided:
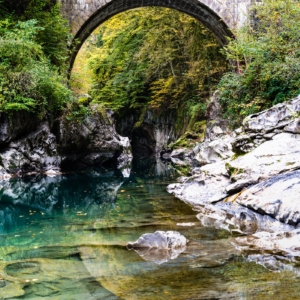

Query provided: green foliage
[72,8,227,116]
[218,0,300,126]
[0,18,72,116]
[0,0,72,116]
[65,100,90,122]
[21,0,70,71]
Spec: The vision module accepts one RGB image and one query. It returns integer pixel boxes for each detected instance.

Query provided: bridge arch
[60,0,251,71]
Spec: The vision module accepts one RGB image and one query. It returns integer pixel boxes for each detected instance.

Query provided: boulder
[194,135,234,165]
[170,148,193,159]
[127,231,187,264]
[284,118,300,134]
[243,95,300,133]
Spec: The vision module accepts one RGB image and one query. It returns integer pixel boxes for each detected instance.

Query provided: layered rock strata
[167,95,300,268]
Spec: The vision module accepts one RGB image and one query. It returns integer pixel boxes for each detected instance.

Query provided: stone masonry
[59,0,253,70]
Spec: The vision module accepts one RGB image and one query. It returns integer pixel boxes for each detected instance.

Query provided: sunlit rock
[227,133,300,179]
[284,118,300,133]
[167,175,229,206]
[194,135,234,165]
[167,160,230,206]
[127,231,187,264]
[236,169,300,226]
[243,95,300,133]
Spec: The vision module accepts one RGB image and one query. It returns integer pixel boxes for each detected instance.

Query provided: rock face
[117,109,188,158]
[0,111,41,147]
[205,91,231,141]
[0,122,60,176]
[0,108,132,177]
[167,94,300,267]
[127,231,187,264]
[169,95,300,208]
[57,108,129,168]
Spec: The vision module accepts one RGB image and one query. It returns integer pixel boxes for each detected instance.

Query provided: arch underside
[69,0,233,72]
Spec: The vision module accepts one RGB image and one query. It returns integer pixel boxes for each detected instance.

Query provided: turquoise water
[0,164,300,299]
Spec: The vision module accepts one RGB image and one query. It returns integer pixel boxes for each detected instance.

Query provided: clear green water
[0,164,300,299]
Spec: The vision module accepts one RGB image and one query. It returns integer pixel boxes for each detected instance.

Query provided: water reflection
[0,162,300,299]
[0,169,124,234]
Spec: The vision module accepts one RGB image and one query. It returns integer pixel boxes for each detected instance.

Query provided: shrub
[219,0,300,126]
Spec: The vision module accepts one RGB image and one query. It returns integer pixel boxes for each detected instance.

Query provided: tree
[71,7,227,117]
[218,0,300,125]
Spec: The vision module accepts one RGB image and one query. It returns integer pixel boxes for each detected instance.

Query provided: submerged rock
[127,231,187,264]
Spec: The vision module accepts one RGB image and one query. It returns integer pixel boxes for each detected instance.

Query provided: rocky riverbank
[0,106,132,178]
[167,95,300,270]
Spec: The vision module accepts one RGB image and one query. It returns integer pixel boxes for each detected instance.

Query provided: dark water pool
[0,162,300,299]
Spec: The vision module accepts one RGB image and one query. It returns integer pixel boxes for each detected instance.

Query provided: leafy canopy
[71,7,227,118]
[0,0,72,116]
[218,0,300,125]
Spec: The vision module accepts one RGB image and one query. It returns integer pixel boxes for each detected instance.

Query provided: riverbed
[0,162,300,299]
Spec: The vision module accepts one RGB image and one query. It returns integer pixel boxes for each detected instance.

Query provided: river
[0,161,300,299]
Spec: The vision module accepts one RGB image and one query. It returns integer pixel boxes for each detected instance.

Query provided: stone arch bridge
[60,0,253,70]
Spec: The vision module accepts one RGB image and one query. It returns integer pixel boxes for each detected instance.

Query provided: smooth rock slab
[195,201,293,235]
[228,133,300,178]
[236,229,300,256]
[236,169,300,225]
[167,175,229,206]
